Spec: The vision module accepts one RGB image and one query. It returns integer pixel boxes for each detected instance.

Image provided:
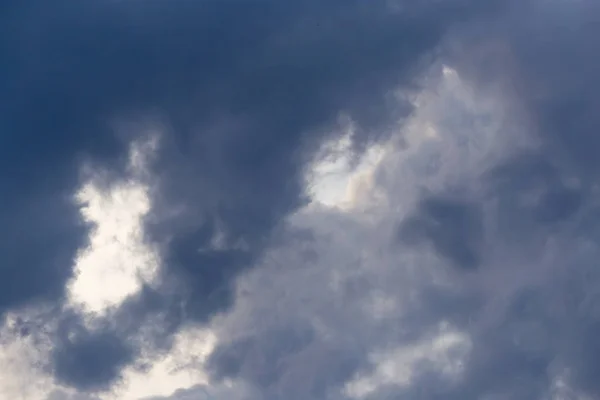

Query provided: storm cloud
[2,0,600,399]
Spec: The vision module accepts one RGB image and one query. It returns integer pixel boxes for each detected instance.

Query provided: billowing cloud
[2,0,600,399]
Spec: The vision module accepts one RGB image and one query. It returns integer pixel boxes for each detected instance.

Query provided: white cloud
[344,323,471,398]
[68,180,157,315]
[305,120,387,211]
[0,310,56,400]
[67,136,160,316]
[111,328,216,400]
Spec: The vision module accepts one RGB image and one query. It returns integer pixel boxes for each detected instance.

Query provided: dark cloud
[7,0,600,398]
[209,323,362,399]
[0,194,88,315]
[508,1,600,176]
[1,0,508,394]
[399,196,484,270]
[50,314,135,392]
[209,325,316,387]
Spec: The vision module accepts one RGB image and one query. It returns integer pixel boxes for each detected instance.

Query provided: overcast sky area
[1,0,600,399]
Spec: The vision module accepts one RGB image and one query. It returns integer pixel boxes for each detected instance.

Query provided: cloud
[68,136,160,315]
[51,318,134,392]
[398,196,484,270]
[1,0,506,395]
[199,2,600,396]
[4,0,600,399]
[138,382,258,400]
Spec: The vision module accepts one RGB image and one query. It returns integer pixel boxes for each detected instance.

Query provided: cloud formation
[2,0,600,399]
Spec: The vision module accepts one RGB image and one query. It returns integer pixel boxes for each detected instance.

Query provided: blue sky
[2,0,600,399]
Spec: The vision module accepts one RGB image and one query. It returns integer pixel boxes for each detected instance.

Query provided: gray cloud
[398,196,484,270]
[51,315,135,392]
[1,0,510,394]
[199,1,600,398]
[5,0,600,399]
[139,383,258,400]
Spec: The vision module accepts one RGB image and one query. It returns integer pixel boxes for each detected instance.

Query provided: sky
[1,0,600,399]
